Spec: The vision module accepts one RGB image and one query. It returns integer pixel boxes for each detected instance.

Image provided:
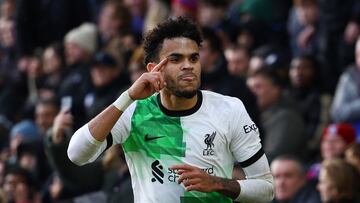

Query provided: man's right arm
[67,58,168,166]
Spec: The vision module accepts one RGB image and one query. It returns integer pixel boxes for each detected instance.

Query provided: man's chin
[173,89,198,99]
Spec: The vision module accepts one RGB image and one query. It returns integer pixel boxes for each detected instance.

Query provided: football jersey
[110,90,263,203]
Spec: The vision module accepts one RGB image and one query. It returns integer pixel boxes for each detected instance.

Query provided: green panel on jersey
[123,95,186,159]
[180,191,232,203]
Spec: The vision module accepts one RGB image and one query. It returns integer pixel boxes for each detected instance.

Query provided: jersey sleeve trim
[239,148,264,168]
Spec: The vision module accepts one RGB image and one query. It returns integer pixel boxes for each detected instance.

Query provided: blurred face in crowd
[27,57,42,79]
[0,19,15,48]
[91,65,120,87]
[271,159,306,201]
[64,42,88,65]
[197,3,224,28]
[35,103,58,134]
[99,4,120,40]
[355,39,360,70]
[297,2,319,26]
[199,40,218,73]
[155,37,201,98]
[317,169,337,202]
[289,58,315,88]
[321,134,347,160]
[3,173,26,200]
[247,74,281,110]
[225,48,250,77]
[129,62,146,84]
[42,47,62,75]
[1,0,15,19]
[19,152,37,172]
[345,149,360,173]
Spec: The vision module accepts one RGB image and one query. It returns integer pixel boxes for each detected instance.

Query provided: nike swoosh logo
[145,134,164,142]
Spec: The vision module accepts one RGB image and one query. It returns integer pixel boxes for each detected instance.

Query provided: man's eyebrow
[167,53,199,58]
[167,53,183,58]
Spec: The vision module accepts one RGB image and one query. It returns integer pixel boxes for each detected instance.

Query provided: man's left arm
[170,154,274,203]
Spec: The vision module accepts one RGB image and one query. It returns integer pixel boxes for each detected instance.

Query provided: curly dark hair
[143,17,202,65]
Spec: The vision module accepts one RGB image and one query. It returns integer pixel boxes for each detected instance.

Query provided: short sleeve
[111,102,136,144]
[229,99,263,167]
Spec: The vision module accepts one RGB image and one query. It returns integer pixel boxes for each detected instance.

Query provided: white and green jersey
[110,90,263,203]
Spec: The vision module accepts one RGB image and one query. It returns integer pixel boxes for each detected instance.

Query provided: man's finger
[170,164,195,171]
[151,58,168,72]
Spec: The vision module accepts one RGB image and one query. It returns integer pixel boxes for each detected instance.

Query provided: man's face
[35,104,58,134]
[225,48,249,77]
[290,58,315,88]
[99,5,120,40]
[247,74,280,110]
[321,134,347,160]
[271,160,305,201]
[157,37,201,98]
[91,65,119,87]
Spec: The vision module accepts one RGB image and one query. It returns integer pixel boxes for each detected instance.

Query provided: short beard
[173,89,198,98]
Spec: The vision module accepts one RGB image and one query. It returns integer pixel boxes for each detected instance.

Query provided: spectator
[317,0,360,93]
[128,46,147,84]
[123,0,148,41]
[317,159,359,203]
[44,108,104,200]
[307,123,356,182]
[84,51,130,120]
[288,55,322,159]
[345,142,360,174]
[60,23,97,127]
[40,43,67,99]
[97,0,135,65]
[3,166,40,203]
[224,44,250,78]
[271,155,321,203]
[34,98,59,135]
[330,36,360,123]
[247,68,306,162]
[288,0,319,57]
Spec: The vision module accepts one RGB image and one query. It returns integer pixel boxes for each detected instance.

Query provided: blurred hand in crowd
[52,110,73,144]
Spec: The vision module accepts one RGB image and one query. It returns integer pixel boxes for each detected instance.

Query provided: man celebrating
[67,17,274,203]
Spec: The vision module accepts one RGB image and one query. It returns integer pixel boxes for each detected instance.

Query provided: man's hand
[170,164,239,199]
[52,110,73,144]
[171,164,220,192]
[128,58,168,100]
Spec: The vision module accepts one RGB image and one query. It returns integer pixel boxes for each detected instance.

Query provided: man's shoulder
[201,90,244,109]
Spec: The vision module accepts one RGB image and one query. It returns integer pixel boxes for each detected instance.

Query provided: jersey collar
[156,90,202,117]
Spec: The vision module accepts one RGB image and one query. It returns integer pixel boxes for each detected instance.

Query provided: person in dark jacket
[271,155,321,203]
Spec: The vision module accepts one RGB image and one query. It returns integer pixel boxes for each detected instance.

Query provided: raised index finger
[151,58,168,72]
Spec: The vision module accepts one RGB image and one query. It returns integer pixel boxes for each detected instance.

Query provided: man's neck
[159,90,198,111]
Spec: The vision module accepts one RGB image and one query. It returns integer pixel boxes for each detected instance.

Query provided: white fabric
[235,155,274,203]
[112,90,134,112]
[67,124,107,166]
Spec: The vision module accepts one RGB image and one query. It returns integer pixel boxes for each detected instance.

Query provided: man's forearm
[213,177,240,199]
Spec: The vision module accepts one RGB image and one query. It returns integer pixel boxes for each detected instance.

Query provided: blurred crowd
[0,0,360,202]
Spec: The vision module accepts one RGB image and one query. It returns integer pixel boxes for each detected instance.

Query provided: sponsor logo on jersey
[243,123,258,134]
[203,131,216,156]
[145,134,164,142]
[152,160,216,184]
[151,160,164,184]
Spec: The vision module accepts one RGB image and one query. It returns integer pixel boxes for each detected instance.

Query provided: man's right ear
[146,63,156,72]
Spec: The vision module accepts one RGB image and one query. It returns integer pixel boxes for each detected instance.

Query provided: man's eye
[169,57,180,62]
[190,56,199,63]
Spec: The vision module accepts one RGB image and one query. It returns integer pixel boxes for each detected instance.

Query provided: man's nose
[181,59,194,70]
